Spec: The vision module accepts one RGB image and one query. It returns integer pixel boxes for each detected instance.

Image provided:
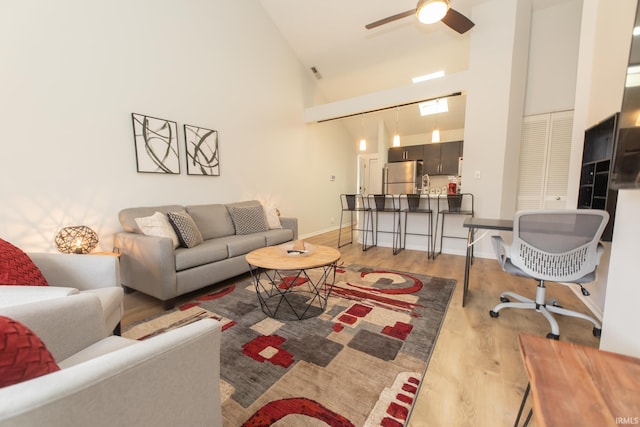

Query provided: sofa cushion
[215,235,267,258]
[134,211,180,249]
[167,211,204,248]
[186,204,235,240]
[0,315,60,388]
[263,204,283,229]
[0,239,48,287]
[174,240,229,271]
[262,229,295,246]
[228,205,269,235]
[119,205,185,233]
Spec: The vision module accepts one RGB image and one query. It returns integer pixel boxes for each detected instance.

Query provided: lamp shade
[55,226,99,254]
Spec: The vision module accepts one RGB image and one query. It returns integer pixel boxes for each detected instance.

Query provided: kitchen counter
[356,193,473,255]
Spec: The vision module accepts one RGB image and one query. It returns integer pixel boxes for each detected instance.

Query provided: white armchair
[0,293,222,427]
[0,252,123,335]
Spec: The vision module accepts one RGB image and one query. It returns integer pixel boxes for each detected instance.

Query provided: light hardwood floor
[122,228,601,427]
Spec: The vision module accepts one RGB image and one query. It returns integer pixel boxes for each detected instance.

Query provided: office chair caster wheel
[593,327,602,338]
[546,333,560,340]
[489,310,499,318]
[499,296,510,303]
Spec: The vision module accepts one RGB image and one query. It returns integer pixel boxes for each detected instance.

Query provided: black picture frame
[131,113,180,174]
[184,124,220,176]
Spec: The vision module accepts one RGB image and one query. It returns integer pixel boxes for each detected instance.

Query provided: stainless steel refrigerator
[383,160,423,194]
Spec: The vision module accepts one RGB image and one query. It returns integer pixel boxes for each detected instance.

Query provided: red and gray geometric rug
[123,264,455,426]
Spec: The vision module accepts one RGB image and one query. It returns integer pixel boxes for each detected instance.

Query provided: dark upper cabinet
[422,141,463,175]
[388,145,423,162]
[423,144,441,174]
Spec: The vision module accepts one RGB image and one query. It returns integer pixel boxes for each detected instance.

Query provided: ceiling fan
[365,0,475,34]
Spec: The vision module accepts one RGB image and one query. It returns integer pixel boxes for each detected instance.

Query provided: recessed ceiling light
[419,98,448,116]
[412,70,445,84]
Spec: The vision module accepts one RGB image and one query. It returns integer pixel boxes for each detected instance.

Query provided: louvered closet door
[543,111,573,209]
[517,115,549,210]
[516,111,573,210]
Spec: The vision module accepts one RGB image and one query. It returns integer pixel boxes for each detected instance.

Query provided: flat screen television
[612,2,640,189]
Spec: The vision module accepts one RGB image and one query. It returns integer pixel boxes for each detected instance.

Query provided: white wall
[591,0,640,357]
[601,190,640,357]
[525,0,583,116]
[461,0,531,257]
[0,0,355,252]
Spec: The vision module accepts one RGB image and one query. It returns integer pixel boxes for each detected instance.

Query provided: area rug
[123,264,455,427]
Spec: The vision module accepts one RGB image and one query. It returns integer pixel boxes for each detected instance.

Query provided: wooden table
[245,243,341,320]
[515,333,640,427]
[461,218,513,307]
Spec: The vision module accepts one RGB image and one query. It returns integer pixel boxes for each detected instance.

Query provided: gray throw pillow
[167,211,204,248]
[228,205,269,235]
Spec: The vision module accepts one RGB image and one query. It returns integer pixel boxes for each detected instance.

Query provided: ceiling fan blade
[365,9,416,30]
[441,7,475,34]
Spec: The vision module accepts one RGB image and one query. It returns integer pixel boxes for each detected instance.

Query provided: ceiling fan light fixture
[416,0,449,25]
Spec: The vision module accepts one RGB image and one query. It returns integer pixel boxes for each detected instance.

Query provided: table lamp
[55,226,99,254]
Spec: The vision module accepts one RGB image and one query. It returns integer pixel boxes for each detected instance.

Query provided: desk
[461,218,513,307]
[516,333,640,427]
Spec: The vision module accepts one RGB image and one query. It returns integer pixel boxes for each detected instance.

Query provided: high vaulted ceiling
[258,0,483,139]
[259,0,570,142]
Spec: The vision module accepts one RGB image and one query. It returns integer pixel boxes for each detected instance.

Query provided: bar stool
[434,193,474,258]
[371,194,402,255]
[402,194,434,258]
[338,194,374,251]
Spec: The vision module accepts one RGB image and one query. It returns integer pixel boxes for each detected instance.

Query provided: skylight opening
[419,98,448,116]
[626,65,640,87]
[412,70,445,84]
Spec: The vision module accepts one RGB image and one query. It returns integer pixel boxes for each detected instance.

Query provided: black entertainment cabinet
[578,113,619,241]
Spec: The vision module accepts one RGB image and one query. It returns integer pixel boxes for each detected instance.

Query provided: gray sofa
[113,200,297,309]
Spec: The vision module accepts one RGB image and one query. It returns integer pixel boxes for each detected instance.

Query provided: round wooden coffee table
[246,243,341,320]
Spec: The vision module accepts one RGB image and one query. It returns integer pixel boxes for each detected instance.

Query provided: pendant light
[359,113,367,151]
[392,107,401,147]
[432,100,441,143]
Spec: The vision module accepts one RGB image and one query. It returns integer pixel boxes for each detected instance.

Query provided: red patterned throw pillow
[0,239,48,286]
[0,315,60,388]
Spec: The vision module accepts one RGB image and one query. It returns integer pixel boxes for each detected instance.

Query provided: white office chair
[489,209,609,340]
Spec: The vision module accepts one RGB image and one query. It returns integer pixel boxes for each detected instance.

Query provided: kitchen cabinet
[422,141,463,175]
[388,145,423,162]
[578,112,618,241]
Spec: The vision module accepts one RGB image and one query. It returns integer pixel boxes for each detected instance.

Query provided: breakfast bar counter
[351,193,474,256]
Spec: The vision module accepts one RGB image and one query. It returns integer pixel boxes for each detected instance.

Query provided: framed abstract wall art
[184,124,220,176]
[131,113,180,174]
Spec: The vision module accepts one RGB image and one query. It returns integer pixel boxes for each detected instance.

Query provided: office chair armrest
[491,235,509,269]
